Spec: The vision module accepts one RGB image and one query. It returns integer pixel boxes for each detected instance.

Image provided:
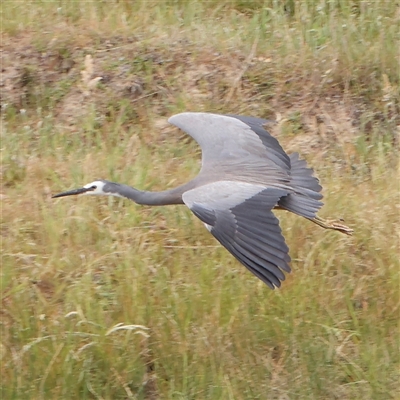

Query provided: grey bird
[53,112,352,289]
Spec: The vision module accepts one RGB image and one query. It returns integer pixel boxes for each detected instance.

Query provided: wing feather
[235,234,290,270]
[232,238,286,280]
[225,115,290,171]
[168,112,291,186]
[222,240,280,289]
[236,225,291,262]
[182,182,291,288]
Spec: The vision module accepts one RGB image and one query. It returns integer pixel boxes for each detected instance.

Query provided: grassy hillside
[2,1,399,399]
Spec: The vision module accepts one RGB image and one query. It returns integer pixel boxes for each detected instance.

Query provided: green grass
[1,1,399,399]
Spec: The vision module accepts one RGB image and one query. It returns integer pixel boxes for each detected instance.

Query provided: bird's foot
[309,215,354,236]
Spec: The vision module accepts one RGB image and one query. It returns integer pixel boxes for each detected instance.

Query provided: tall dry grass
[1,1,399,399]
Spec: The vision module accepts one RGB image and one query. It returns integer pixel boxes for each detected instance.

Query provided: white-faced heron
[53,112,352,289]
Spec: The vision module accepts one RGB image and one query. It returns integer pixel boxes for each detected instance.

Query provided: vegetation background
[1,0,399,399]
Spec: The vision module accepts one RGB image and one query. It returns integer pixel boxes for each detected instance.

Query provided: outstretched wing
[182,181,291,289]
[168,112,291,185]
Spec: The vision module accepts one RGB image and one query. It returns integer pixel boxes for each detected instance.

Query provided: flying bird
[53,112,352,289]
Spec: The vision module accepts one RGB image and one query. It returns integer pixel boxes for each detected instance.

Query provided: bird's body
[53,112,352,289]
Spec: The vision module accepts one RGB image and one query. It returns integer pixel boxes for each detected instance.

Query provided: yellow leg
[307,215,353,236]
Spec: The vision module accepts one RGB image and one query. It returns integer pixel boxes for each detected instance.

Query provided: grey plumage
[53,112,352,289]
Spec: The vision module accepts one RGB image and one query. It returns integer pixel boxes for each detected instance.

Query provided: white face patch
[83,180,107,195]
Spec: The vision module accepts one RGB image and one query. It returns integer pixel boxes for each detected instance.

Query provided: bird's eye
[91,186,97,190]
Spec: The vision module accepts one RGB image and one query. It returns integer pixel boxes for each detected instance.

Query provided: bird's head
[52,180,110,198]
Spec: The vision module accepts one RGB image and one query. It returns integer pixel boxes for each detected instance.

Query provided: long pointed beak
[52,187,92,198]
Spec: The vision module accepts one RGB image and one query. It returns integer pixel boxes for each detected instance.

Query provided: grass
[1,1,399,399]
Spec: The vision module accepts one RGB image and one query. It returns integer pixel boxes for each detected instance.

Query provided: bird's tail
[277,153,323,219]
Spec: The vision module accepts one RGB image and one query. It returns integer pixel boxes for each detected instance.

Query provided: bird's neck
[113,181,197,206]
